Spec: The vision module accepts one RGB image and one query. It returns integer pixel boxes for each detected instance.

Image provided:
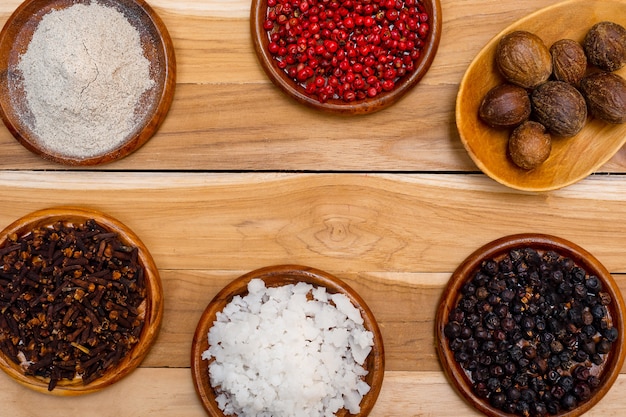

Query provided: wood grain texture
[1,369,625,416]
[1,0,626,415]
[1,0,625,172]
[0,173,625,379]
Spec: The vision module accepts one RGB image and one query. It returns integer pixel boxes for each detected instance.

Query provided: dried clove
[0,219,146,390]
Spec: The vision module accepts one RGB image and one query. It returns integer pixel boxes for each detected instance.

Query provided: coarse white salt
[202,278,374,417]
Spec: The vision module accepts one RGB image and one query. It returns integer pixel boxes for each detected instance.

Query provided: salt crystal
[203,278,375,417]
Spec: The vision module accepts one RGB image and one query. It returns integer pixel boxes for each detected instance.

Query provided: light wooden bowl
[251,0,442,115]
[456,0,626,192]
[0,207,164,395]
[191,265,385,417]
[0,0,176,166]
[436,234,626,417]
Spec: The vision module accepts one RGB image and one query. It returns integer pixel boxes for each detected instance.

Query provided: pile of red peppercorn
[263,0,430,103]
[444,247,618,416]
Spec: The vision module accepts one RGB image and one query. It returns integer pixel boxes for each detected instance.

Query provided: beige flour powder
[17,2,155,159]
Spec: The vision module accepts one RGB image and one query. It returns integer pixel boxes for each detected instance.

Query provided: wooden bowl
[456,0,626,192]
[0,207,164,395]
[191,265,385,417]
[0,0,176,166]
[435,234,626,417]
[251,0,442,115]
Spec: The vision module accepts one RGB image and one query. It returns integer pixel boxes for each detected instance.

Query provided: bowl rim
[0,0,176,166]
[0,206,164,395]
[250,0,443,115]
[435,233,626,417]
[190,264,385,417]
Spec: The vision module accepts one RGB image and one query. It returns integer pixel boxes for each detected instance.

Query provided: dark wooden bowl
[435,234,626,417]
[191,265,385,417]
[456,0,626,192]
[0,207,164,395]
[251,0,442,115]
[0,0,176,166]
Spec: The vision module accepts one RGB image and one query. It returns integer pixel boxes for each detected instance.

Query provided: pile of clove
[0,219,146,391]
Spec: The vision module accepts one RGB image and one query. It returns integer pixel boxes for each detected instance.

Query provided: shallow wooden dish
[191,264,385,417]
[0,207,164,395]
[251,0,442,115]
[435,233,626,417]
[456,0,626,192]
[0,0,176,166]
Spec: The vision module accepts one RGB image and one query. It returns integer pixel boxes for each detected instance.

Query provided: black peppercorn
[516,401,530,416]
[591,304,607,320]
[574,382,591,401]
[531,402,548,417]
[597,339,612,354]
[474,381,489,398]
[546,400,561,415]
[486,377,501,392]
[585,275,602,292]
[484,312,501,330]
[491,392,507,408]
[444,322,461,339]
[504,361,517,376]
[444,246,617,416]
[546,369,560,384]
[559,375,574,391]
[561,393,577,410]
[604,326,619,342]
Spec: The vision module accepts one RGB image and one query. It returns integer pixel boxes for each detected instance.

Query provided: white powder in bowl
[16,2,155,159]
[202,278,375,417]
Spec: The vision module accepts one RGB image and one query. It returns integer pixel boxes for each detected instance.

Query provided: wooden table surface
[1,0,626,416]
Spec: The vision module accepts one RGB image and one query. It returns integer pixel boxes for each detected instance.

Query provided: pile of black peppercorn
[444,247,618,416]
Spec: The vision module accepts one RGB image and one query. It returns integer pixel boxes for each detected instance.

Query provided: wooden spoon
[456,0,626,192]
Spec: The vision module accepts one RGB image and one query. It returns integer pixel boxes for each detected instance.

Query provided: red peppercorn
[263,0,431,103]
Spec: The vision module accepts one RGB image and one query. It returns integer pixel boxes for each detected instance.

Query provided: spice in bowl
[0,218,147,391]
[439,239,625,417]
[203,278,375,416]
[260,0,433,103]
[15,1,155,159]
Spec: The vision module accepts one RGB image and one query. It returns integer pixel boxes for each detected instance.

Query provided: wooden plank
[141,269,450,371]
[3,0,625,172]
[3,172,626,271]
[138,267,626,372]
[1,0,626,415]
[1,172,626,374]
[1,369,625,416]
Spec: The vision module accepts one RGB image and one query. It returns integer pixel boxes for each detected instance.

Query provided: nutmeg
[583,21,626,72]
[478,84,531,128]
[508,121,552,170]
[550,39,587,86]
[531,81,588,137]
[495,31,552,89]
[580,72,626,124]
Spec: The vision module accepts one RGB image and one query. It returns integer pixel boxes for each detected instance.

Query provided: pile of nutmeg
[478,21,626,170]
